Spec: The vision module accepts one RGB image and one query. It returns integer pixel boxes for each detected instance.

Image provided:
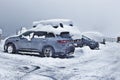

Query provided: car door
[17,31,33,50]
[30,31,47,51]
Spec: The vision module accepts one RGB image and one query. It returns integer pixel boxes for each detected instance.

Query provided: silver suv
[4,31,75,57]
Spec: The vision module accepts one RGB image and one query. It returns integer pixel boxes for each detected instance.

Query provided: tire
[89,43,99,50]
[89,45,96,50]
[42,46,55,57]
[6,44,17,54]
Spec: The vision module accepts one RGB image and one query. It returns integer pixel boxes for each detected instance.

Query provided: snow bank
[0,42,120,80]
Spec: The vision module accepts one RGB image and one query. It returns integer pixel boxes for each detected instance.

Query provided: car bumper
[55,46,75,56]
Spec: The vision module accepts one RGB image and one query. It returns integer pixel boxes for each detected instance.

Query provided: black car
[74,35,99,50]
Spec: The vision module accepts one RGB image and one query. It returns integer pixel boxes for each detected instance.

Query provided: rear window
[32,31,47,38]
[60,32,71,38]
[34,31,47,36]
[46,32,55,38]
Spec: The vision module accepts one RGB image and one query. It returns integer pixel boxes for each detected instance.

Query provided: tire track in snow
[0,48,105,80]
[0,51,58,80]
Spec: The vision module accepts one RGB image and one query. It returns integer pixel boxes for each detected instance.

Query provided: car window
[60,32,71,38]
[22,31,33,36]
[46,32,55,38]
[33,31,47,38]
[21,31,34,41]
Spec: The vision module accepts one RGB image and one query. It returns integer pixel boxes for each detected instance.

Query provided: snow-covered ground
[0,40,120,80]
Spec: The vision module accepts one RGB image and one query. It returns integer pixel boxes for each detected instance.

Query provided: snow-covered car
[4,30,75,57]
[74,35,99,50]
[32,19,82,39]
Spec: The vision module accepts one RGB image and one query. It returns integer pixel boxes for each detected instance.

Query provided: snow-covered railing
[105,37,117,42]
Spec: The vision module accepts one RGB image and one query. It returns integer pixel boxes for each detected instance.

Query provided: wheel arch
[42,45,55,52]
[41,45,55,57]
[4,42,18,51]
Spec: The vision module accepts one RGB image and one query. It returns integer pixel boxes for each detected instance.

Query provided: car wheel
[42,46,54,57]
[89,45,96,50]
[7,44,16,54]
[89,43,99,50]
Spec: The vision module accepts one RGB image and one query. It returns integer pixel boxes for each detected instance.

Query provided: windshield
[82,35,92,41]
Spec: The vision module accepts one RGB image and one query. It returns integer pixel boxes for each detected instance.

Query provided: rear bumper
[66,46,75,54]
[55,46,75,56]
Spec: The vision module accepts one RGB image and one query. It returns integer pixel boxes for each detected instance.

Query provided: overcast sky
[0,0,120,37]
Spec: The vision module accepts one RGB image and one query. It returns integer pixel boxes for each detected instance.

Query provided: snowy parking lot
[0,41,120,80]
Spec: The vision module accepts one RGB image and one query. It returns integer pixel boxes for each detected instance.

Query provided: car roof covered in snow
[33,19,73,27]
[26,25,82,39]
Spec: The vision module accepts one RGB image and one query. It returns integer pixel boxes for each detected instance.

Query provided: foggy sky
[0,0,120,37]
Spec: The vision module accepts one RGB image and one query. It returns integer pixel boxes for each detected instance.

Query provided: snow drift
[0,42,120,80]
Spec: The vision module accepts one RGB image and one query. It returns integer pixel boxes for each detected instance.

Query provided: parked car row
[3,19,100,58]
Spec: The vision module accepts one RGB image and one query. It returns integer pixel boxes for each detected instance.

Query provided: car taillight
[57,40,70,44]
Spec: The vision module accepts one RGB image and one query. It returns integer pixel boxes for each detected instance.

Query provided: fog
[0,0,120,37]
